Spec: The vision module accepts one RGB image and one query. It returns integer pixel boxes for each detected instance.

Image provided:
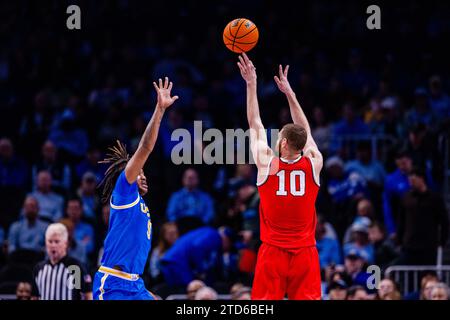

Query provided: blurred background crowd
[0,0,449,300]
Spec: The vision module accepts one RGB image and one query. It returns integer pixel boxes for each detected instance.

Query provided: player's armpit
[304,146,323,184]
[251,140,274,185]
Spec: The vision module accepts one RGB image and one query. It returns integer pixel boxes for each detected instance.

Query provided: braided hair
[97,140,130,203]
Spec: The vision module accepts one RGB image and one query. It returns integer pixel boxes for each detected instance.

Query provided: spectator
[160,226,233,287]
[375,278,402,300]
[149,222,179,282]
[311,106,331,155]
[59,218,88,267]
[330,103,370,154]
[194,286,218,300]
[343,198,375,243]
[403,273,439,300]
[75,146,107,182]
[234,287,251,300]
[48,109,89,161]
[32,223,92,300]
[343,250,371,291]
[343,221,375,264]
[345,141,386,188]
[28,171,64,223]
[430,283,449,301]
[0,138,28,228]
[186,280,206,300]
[166,168,215,229]
[316,215,342,270]
[7,196,48,253]
[217,164,255,199]
[0,138,28,189]
[65,197,95,254]
[327,280,348,300]
[76,172,100,222]
[405,87,436,129]
[18,91,53,162]
[31,140,71,194]
[325,156,368,205]
[428,75,450,120]
[368,222,398,270]
[422,277,440,300]
[347,285,369,300]
[96,204,110,267]
[396,167,449,265]
[16,281,33,300]
[230,282,244,300]
[383,149,413,236]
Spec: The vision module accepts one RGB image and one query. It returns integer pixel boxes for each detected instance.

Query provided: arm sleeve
[111,171,139,205]
[79,262,93,294]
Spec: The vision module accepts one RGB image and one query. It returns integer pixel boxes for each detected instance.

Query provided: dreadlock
[97,140,130,203]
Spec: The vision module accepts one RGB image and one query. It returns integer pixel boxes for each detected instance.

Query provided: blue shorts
[93,271,155,300]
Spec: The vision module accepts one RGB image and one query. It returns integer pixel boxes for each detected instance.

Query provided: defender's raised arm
[124,77,179,184]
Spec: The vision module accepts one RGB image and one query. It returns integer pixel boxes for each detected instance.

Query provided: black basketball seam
[232,19,247,52]
[233,39,258,45]
[232,43,247,53]
[235,26,257,40]
[223,33,234,43]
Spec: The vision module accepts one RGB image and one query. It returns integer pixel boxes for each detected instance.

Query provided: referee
[32,223,92,300]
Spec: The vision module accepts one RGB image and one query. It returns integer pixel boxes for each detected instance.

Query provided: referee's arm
[80,263,93,300]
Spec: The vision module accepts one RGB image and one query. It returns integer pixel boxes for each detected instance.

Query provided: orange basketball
[223,18,259,53]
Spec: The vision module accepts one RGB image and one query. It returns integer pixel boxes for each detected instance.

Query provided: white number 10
[276,170,305,196]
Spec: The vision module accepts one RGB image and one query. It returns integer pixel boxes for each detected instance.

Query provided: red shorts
[251,243,321,300]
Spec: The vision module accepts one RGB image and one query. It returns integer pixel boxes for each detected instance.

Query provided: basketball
[223,18,259,53]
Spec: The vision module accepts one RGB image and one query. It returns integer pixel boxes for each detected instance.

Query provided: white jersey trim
[307,156,321,187]
[256,156,274,187]
[110,195,140,210]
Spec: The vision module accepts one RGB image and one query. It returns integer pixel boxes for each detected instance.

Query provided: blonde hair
[45,223,69,242]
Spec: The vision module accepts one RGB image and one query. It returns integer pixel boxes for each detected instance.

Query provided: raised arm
[124,77,178,183]
[237,53,273,176]
[274,65,323,172]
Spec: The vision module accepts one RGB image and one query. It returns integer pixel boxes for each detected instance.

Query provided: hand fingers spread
[284,65,289,77]
[238,55,245,67]
[274,76,281,85]
[237,61,246,73]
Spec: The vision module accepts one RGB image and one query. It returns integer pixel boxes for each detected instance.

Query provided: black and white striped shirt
[32,255,92,300]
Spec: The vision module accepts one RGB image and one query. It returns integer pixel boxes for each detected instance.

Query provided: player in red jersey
[237,53,323,300]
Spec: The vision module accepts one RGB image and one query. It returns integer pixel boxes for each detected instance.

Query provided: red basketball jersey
[257,155,320,250]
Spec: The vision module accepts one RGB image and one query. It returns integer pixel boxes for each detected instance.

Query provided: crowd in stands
[0,0,449,299]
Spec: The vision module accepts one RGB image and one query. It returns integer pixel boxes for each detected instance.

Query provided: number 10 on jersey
[276,170,305,196]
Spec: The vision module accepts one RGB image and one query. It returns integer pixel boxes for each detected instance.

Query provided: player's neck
[280,151,302,161]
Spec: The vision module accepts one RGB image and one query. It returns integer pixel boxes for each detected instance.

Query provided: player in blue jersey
[93,77,179,300]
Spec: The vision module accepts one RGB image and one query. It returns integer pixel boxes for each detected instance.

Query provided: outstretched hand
[237,52,257,85]
[153,77,179,110]
[274,64,293,95]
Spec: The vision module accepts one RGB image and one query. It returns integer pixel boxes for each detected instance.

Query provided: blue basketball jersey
[100,171,152,274]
